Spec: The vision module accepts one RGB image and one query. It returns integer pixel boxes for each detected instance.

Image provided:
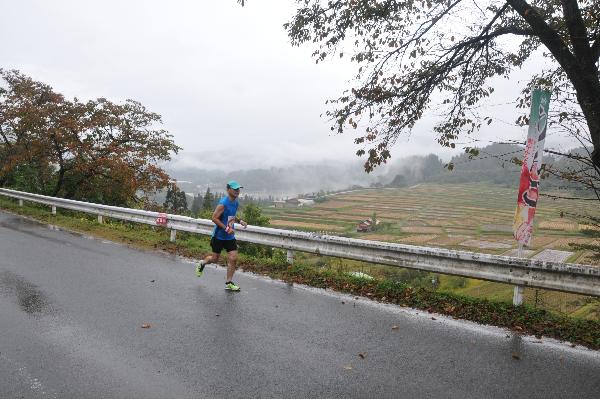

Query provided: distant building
[298,199,315,207]
[273,200,286,208]
[356,220,373,232]
[273,198,314,208]
[285,198,301,207]
[356,217,380,232]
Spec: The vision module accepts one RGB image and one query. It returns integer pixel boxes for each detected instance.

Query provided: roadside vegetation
[1,195,598,350]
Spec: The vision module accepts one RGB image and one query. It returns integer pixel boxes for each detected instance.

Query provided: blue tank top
[212,196,239,240]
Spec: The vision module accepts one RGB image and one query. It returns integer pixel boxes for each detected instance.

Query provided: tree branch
[560,0,593,64]
[541,193,599,201]
[446,25,534,52]
[0,125,12,148]
[506,0,578,73]
[592,36,600,62]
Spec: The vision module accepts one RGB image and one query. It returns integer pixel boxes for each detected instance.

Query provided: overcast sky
[0,0,574,172]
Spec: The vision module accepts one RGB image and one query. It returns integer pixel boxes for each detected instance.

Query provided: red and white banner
[513,89,551,246]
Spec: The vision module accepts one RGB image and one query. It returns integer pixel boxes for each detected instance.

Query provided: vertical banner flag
[513,88,551,246]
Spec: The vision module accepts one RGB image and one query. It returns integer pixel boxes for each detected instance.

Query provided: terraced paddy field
[262,183,600,319]
[263,183,599,260]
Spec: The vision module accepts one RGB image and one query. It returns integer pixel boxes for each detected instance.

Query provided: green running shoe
[195,262,206,277]
[225,281,241,291]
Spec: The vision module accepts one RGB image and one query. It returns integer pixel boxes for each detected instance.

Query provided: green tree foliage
[202,188,213,211]
[371,211,377,231]
[242,203,270,226]
[0,69,180,205]
[163,185,188,214]
[284,1,600,172]
[388,174,407,188]
[314,189,328,203]
[191,193,203,217]
[239,202,271,258]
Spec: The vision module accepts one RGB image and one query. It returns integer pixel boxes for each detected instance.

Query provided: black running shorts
[210,237,237,253]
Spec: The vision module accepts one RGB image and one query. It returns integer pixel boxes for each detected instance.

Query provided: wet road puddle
[0,270,55,316]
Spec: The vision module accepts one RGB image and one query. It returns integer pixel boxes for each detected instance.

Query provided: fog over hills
[165,143,590,198]
[165,161,387,197]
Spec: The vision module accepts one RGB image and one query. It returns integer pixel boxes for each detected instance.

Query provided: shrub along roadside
[1,197,598,350]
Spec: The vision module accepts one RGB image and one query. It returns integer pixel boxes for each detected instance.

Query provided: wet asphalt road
[0,211,599,399]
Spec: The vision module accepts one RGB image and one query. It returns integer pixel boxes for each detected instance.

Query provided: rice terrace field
[262,183,600,318]
[263,183,599,261]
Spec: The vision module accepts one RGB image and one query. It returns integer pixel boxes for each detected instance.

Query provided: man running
[196,180,247,291]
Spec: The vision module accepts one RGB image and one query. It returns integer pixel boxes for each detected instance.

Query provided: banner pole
[513,244,524,305]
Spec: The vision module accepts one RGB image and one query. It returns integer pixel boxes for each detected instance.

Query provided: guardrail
[1,187,599,303]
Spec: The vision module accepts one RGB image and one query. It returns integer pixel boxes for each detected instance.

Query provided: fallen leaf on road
[392,325,400,330]
[141,324,151,329]
[511,352,520,360]
[343,364,353,370]
[431,317,437,320]
[358,352,367,359]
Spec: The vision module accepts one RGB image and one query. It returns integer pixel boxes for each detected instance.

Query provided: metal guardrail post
[18,199,23,207]
[51,205,57,215]
[513,286,524,305]
[170,229,177,242]
[286,249,294,264]
[98,215,103,224]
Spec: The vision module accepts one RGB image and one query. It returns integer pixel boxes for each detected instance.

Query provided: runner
[196,180,247,291]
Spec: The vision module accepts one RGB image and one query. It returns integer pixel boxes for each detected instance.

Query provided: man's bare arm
[211,205,226,229]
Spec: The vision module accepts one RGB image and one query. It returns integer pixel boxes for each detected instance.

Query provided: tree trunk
[52,167,66,197]
[507,0,600,167]
[569,69,600,168]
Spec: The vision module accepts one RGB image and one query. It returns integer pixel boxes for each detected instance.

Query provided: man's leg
[203,253,220,264]
[196,252,220,277]
[226,250,238,282]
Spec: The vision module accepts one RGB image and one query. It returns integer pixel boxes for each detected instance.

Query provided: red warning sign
[155,213,168,226]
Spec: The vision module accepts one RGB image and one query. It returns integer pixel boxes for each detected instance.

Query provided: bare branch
[540,193,598,201]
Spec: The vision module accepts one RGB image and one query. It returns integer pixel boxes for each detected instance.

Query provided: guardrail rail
[1,187,599,304]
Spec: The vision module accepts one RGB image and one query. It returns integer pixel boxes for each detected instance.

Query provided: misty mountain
[164,161,385,197]
[166,143,593,198]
